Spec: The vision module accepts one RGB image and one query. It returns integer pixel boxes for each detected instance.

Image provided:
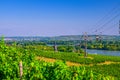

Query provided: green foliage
[58,45,76,52]
[0,38,112,80]
[86,41,120,51]
[36,50,120,64]
[87,64,120,80]
[0,36,5,46]
[43,40,120,51]
[36,51,92,64]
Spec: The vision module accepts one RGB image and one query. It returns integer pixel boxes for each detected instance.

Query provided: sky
[0,0,120,37]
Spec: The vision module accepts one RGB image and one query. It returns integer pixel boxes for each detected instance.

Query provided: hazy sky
[0,0,120,36]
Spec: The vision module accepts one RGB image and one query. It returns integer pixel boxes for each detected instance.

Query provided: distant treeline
[3,39,120,51]
[44,40,120,51]
[84,41,120,51]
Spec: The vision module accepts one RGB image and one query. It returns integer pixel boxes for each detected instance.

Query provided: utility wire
[93,3,120,30]
[89,3,120,34]
[95,13,120,32]
[101,22,118,33]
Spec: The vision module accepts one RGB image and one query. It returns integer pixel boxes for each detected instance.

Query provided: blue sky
[0,0,120,36]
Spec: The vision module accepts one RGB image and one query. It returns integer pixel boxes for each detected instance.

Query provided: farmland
[1,0,120,79]
[0,38,120,80]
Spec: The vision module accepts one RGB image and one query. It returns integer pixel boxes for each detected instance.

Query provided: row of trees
[86,41,120,51]
[4,39,120,51]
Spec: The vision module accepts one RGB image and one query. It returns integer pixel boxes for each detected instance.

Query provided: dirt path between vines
[36,57,120,66]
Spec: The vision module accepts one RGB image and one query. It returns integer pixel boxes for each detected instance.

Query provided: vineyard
[1,0,120,79]
[0,38,119,80]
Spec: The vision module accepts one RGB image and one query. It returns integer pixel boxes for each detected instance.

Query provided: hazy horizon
[1,34,120,38]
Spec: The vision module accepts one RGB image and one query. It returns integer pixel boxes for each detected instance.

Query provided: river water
[48,44,120,56]
[87,49,120,56]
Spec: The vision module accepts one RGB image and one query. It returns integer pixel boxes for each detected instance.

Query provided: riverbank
[87,49,120,56]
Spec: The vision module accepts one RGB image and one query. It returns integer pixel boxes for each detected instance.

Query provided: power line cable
[95,13,120,32]
[89,3,120,34]
[94,3,120,29]
[90,10,120,35]
[101,22,118,33]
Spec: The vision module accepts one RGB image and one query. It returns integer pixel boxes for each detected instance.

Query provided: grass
[23,47,120,79]
[36,51,93,64]
[86,64,120,80]
[35,50,120,65]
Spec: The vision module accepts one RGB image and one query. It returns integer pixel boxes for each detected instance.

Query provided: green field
[0,39,120,80]
[35,50,120,79]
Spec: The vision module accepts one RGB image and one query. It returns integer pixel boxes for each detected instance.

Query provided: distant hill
[1,35,120,41]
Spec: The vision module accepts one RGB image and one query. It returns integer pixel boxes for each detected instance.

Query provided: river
[48,44,120,56]
[87,49,120,56]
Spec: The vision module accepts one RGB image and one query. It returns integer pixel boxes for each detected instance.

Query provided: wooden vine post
[54,41,58,52]
[19,61,23,80]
